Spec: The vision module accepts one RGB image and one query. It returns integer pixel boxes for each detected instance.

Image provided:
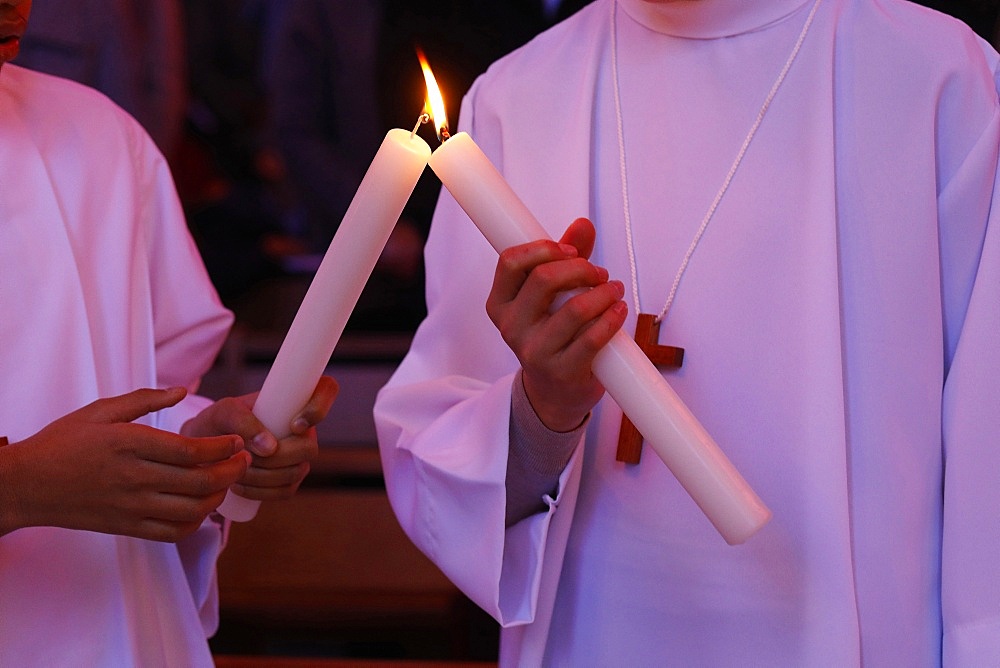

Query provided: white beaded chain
[612,0,823,323]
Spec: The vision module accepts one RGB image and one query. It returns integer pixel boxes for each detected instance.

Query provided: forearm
[505,371,585,526]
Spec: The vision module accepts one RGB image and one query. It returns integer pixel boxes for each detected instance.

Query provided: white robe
[0,64,233,667]
[374,0,1000,665]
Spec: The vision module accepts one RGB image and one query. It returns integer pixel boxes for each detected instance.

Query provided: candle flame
[416,48,449,141]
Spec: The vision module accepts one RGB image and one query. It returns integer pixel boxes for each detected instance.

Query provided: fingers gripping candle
[217,128,431,522]
[420,59,771,545]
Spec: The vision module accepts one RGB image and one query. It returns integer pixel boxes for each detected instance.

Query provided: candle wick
[411,113,430,139]
[439,125,451,143]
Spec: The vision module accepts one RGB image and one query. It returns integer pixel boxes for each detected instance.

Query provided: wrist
[520,373,591,433]
[0,439,28,536]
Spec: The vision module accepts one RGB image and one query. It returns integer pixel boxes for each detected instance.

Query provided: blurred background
[14,1,1000,664]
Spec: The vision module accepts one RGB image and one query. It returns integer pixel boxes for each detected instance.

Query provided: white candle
[218,128,431,521]
[429,131,771,544]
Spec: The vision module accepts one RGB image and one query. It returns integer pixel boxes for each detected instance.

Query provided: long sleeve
[132,94,233,635]
[134,111,232,434]
[506,370,584,526]
[939,96,1000,665]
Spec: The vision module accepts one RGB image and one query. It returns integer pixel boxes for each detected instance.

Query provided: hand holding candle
[419,58,771,544]
[217,127,431,521]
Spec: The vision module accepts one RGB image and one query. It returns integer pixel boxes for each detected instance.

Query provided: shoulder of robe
[473,1,608,107]
[3,63,154,160]
[849,0,998,86]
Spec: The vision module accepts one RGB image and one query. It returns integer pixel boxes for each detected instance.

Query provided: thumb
[559,217,596,260]
[82,387,188,424]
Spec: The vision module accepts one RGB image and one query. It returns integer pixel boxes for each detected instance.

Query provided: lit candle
[218,128,431,521]
[421,62,771,544]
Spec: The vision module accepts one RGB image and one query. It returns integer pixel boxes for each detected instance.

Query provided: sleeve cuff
[505,371,586,525]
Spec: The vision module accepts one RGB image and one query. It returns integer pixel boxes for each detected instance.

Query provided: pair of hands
[0,377,337,542]
[487,217,628,432]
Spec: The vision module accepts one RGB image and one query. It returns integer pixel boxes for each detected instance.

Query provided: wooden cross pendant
[615,313,684,464]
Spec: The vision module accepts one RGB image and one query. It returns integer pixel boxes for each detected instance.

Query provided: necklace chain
[613,0,823,323]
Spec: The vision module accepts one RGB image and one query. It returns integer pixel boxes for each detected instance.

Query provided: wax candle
[428,132,771,544]
[218,128,431,521]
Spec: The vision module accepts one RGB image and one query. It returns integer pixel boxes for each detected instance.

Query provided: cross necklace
[609,0,821,463]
